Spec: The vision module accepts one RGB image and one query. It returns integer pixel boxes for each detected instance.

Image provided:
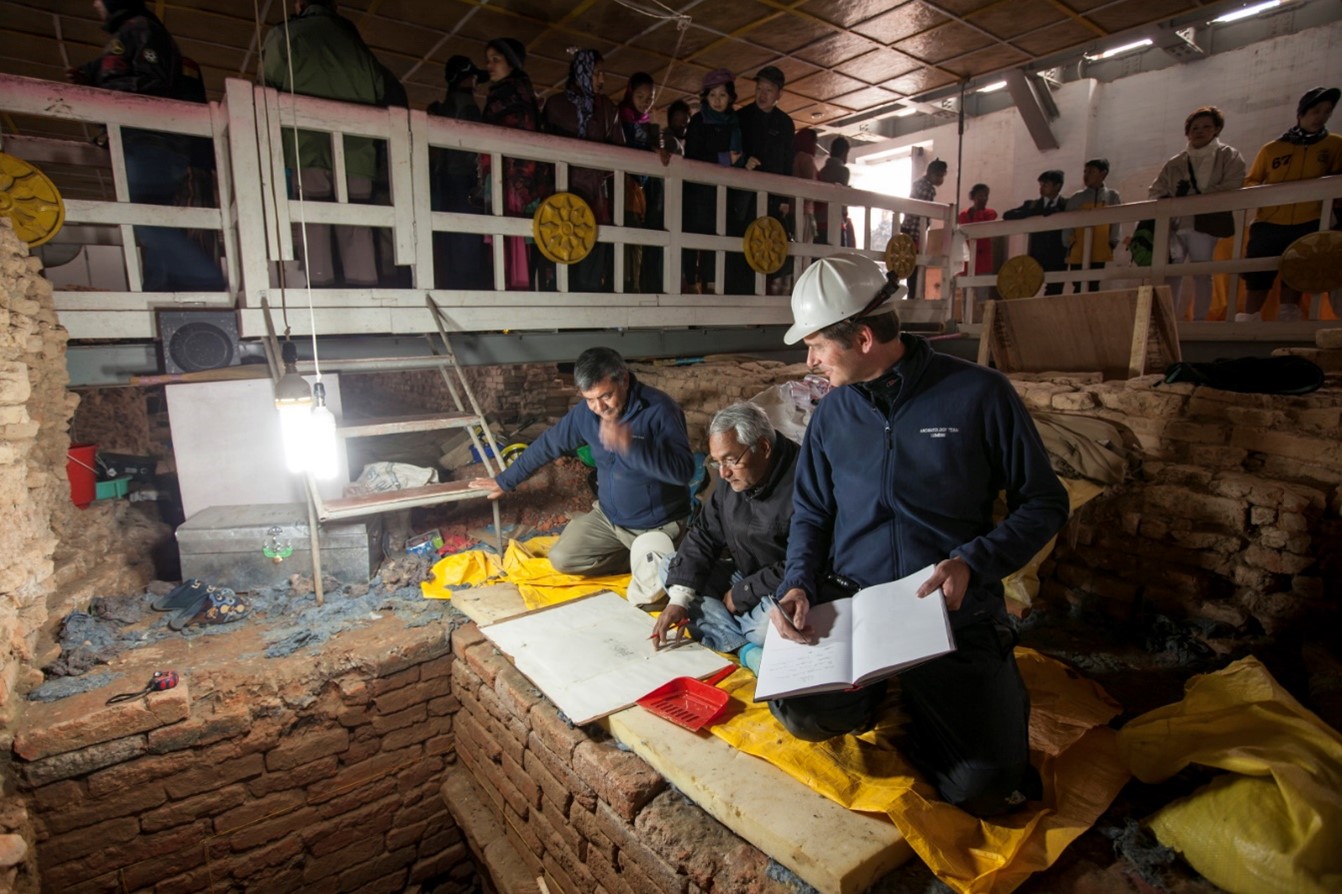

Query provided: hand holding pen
[765,589,816,644]
[650,603,690,650]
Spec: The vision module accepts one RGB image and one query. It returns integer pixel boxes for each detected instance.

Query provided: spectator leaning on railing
[1061,159,1121,294]
[1148,106,1246,322]
[1238,86,1342,322]
[1002,170,1068,295]
[70,0,226,293]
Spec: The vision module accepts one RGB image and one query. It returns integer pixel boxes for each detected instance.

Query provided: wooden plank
[983,286,1178,380]
[451,584,912,894]
[337,412,476,438]
[319,480,496,520]
[1128,285,1154,378]
[609,710,911,894]
[130,366,266,386]
[977,300,995,367]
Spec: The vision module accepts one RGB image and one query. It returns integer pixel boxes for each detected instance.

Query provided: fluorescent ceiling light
[977,81,1007,93]
[1087,38,1154,60]
[893,105,919,117]
[1212,1,1282,24]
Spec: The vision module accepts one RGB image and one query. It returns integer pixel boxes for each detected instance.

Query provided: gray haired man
[638,402,799,668]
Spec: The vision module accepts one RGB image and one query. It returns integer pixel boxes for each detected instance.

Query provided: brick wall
[1014,365,1342,631]
[12,620,474,894]
[0,220,75,892]
[447,623,796,894]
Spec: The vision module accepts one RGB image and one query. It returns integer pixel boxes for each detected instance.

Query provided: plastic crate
[95,477,131,500]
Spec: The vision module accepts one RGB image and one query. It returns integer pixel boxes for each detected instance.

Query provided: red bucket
[67,443,97,509]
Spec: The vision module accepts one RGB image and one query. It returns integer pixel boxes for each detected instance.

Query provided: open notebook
[754,565,957,701]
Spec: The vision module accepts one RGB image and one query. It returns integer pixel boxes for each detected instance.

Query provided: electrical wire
[252,0,290,337]
[609,0,691,107]
[275,3,323,380]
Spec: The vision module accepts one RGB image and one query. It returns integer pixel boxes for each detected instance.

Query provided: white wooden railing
[957,176,1342,326]
[1,73,955,340]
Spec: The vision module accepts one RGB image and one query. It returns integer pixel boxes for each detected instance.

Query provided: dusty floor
[36,455,1341,894]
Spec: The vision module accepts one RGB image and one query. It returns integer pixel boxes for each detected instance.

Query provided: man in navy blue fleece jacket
[470,347,694,575]
[769,253,1069,817]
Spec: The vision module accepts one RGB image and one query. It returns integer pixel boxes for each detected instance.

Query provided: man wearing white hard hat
[768,252,1069,817]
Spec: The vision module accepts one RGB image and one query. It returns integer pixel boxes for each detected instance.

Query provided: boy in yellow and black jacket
[1240,86,1342,321]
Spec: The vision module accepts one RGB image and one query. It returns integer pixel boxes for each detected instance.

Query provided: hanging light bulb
[308,381,339,480]
[274,340,314,474]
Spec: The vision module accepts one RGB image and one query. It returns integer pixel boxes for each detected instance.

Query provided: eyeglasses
[705,444,754,472]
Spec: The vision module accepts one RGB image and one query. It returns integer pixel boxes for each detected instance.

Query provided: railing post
[224,79,274,307]
[406,108,434,288]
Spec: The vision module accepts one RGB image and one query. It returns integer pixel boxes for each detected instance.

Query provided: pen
[761,594,796,632]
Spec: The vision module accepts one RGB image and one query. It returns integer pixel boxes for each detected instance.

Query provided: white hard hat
[627,531,675,604]
[783,252,904,345]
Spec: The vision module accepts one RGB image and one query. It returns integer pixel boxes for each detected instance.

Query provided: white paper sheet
[481,591,733,724]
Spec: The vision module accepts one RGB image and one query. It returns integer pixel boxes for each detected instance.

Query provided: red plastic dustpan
[637,665,736,731]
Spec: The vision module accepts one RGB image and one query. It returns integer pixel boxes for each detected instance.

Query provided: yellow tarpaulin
[711,648,1130,894]
[421,537,627,609]
[1117,656,1342,894]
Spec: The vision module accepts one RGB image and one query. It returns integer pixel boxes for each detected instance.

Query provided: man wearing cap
[263,0,387,288]
[727,66,796,293]
[635,402,798,670]
[768,253,1069,817]
[470,347,694,576]
[1238,86,1342,322]
[1003,170,1069,295]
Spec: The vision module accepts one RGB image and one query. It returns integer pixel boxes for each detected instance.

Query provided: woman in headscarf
[618,72,661,292]
[543,49,625,292]
[480,37,546,290]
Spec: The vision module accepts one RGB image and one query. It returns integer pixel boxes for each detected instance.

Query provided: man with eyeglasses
[636,402,797,670]
[470,347,693,575]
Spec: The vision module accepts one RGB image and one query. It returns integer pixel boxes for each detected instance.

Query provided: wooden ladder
[261,297,508,603]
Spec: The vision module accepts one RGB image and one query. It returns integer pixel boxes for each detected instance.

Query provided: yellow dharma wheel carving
[1280,231,1342,294]
[533,192,597,265]
[884,233,917,279]
[0,152,65,248]
[743,216,788,275]
[996,255,1045,300]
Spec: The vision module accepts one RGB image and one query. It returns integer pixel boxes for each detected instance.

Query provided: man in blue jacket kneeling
[471,347,694,575]
[769,253,1070,817]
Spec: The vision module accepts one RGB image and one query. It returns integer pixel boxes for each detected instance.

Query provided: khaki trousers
[548,501,686,576]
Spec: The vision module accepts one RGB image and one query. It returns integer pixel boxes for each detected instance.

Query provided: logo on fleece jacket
[919,426,960,439]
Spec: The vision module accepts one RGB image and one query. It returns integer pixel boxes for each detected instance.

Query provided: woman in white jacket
[1149,107,1246,320]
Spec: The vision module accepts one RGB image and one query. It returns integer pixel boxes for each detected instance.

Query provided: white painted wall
[852,19,1342,216]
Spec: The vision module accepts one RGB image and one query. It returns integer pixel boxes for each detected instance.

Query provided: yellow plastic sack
[498,536,629,610]
[712,648,1128,893]
[420,550,504,599]
[1002,478,1105,609]
[1117,656,1342,894]
[421,537,630,607]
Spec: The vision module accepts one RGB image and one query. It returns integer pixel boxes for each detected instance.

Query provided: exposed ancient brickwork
[12,618,473,894]
[1014,368,1342,632]
[0,220,75,893]
[447,622,795,894]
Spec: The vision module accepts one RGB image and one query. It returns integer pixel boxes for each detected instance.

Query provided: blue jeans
[123,133,225,291]
[658,560,771,652]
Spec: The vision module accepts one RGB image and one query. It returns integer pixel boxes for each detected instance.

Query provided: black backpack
[1161,356,1325,395]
